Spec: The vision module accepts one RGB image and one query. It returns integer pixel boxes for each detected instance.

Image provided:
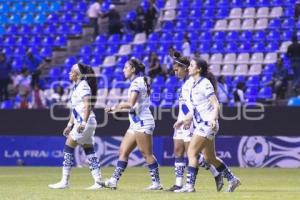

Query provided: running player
[165,52,223,192]
[174,58,241,193]
[99,58,162,190]
[48,63,101,190]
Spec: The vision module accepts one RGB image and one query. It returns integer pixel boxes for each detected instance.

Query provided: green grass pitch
[0,167,299,200]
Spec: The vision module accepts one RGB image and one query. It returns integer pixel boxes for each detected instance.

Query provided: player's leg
[102,131,137,189]
[175,132,206,193]
[83,143,102,190]
[48,137,77,189]
[135,131,163,190]
[203,139,240,192]
[166,139,186,191]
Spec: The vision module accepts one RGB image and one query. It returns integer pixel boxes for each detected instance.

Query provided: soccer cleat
[165,185,182,192]
[146,183,163,190]
[97,179,117,190]
[214,174,224,192]
[85,182,103,190]
[227,177,241,192]
[48,181,69,189]
[174,185,195,193]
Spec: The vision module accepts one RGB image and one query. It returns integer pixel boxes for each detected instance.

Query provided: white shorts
[70,117,97,145]
[173,125,194,142]
[194,121,219,140]
[127,119,155,135]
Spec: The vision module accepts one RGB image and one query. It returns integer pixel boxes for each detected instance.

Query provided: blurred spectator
[51,85,68,106]
[135,5,146,33]
[24,51,43,73]
[102,4,123,35]
[182,35,191,57]
[233,82,245,105]
[217,75,229,104]
[271,58,289,99]
[13,68,32,99]
[148,52,162,78]
[87,0,103,37]
[144,0,158,35]
[161,46,175,74]
[287,34,300,91]
[0,52,11,102]
[30,83,46,109]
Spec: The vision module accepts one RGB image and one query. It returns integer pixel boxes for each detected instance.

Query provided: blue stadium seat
[60,12,73,23]
[107,34,121,44]
[265,42,279,52]
[173,32,184,44]
[44,24,57,34]
[65,56,77,69]
[160,32,173,44]
[21,14,34,24]
[121,33,133,44]
[6,25,18,35]
[40,47,52,58]
[151,76,165,89]
[49,1,61,12]
[10,2,23,13]
[190,0,203,8]
[188,31,200,42]
[190,9,201,19]
[4,36,15,46]
[202,8,215,19]
[32,24,43,34]
[174,20,188,31]
[245,87,258,99]
[246,76,260,87]
[282,19,295,29]
[80,45,93,56]
[187,20,201,31]
[225,42,238,53]
[74,2,87,12]
[55,35,67,46]
[283,7,294,17]
[160,99,174,108]
[34,13,46,24]
[29,36,41,46]
[198,42,211,53]
[131,44,145,56]
[48,67,62,79]
[253,31,265,41]
[37,2,50,12]
[105,45,119,55]
[198,31,211,42]
[204,0,216,7]
[47,13,59,23]
[177,10,188,20]
[16,37,29,46]
[162,21,174,32]
[147,32,160,44]
[243,0,256,7]
[11,58,23,72]
[258,87,272,99]
[266,31,280,41]
[95,34,107,45]
[239,31,252,41]
[178,0,190,9]
[271,0,283,6]
[260,74,272,86]
[268,18,281,29]
[226,31,239,41]
[257,0,270,6]
[253,42,265,53]
[201,20,214,29]
[8,14,21,24]
[157,44,169,55]
[218,0,230,8]
[43,36,54,46]
[213,31,226,41]
[93,45,106,55]
[281,31,292,41]
[239,42,252,53]
[90,56,102,67]
[215,8,229,19]
[70,24,82,35]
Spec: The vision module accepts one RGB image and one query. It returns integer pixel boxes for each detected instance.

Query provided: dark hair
[292,34,298,43]
[129,58,151,95]
[77,63,98,107]
[193,58,217,92]
[173,50,190,68]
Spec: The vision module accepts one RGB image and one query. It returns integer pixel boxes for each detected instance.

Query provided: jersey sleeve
[79,81,91,99]
[203,79,215,98]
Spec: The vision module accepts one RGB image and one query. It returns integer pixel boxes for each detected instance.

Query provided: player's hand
[209,120,217,131]
[173,120,184,129]
[63,126,72,137]
[77,122,86,133]
[105,106,116,113]
[183,119,192,130]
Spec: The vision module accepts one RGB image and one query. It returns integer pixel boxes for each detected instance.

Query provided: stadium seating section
[1,0,299,109]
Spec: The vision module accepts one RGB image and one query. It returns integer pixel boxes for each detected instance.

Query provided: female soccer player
[100,58,162,190]
[166,53,223,192]
[48,63,101,190]
[174,58,241,193]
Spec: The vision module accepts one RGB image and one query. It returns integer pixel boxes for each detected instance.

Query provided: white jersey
[190,77,216,122]
[128,76,154,124]
[177,77,194,121]
[71,80,95,124]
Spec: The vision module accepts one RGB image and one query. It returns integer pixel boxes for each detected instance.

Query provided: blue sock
[174,157,185,186]
[148,161,161,184]
[112,160,128,182]
[84,147,101,182]
[62,145,74,183]
[216,162,234,181]
[187,166,199,187]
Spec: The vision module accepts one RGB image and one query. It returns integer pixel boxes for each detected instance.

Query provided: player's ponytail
[78,63,98,107]
[194,58,217,92]
[129,58,151,96]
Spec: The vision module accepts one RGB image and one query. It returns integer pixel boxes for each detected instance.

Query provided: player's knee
[174,146,184,157]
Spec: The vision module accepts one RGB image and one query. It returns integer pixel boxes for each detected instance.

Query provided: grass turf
[0,167,299,200]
